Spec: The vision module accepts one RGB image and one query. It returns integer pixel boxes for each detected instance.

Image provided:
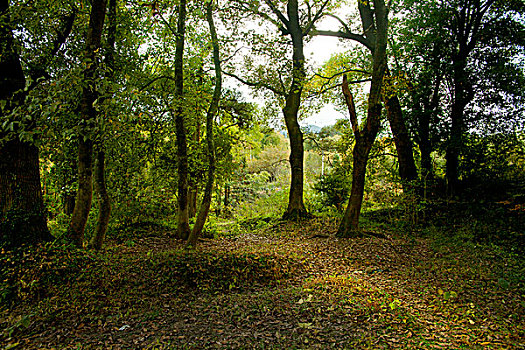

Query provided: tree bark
[91,150,111,249]
[174,0,190,239]
[187,1,221,247]
[338,142,370,235]
[67,0,107,246]
[282,0,308,220]
[446,59,469,195]
[0,0,51,247]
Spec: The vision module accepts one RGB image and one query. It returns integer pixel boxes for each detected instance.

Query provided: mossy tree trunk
[173,0,190,240]
[0,0,53,247]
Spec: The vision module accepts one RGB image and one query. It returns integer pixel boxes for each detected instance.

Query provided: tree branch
[263,0,289,29]
[311,30,372,51]
[303,0,331,36]
[224,70,285,96]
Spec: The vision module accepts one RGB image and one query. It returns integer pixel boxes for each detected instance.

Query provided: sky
[302,35,348,127]
[224,18,351,128]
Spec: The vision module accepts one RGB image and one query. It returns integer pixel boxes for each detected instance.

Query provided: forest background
[1,0,524,348]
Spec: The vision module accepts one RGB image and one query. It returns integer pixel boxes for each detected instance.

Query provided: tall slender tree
[337,0,389,235]
[91,0,117,250]
[314,3,417,190]
[173,0,191,239]
[67,0,108,246]
[187,0,222,246]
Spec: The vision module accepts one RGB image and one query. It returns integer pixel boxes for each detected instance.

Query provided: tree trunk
[67,0,107,246]
[0,0,51,247]
[282,0,308,220]
[0,140,52,247]
[187,2,221,247]
[446,59,469,195]
[188,189,197,218]
[385,95,418,188]
[337,143,370,236]
[337,0,388,237]
[90,150,111,250]
[89,0,117,250]
[174,0,190,239]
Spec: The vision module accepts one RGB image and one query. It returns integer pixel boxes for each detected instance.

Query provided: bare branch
[224,71,285,96]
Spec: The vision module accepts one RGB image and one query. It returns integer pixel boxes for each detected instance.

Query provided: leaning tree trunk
[282,0,308,220]
[67,0,107,246]
[174,0,190,239]
[0,0,51,247]
[187,2,221,247]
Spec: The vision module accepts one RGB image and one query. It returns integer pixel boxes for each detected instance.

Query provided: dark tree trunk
[385,95,418,188]
[0,140,52,247]
[91,150,111,249]
[174,0,190,239]
[445,1,493,195]
[0,0,51,247]
[282,0,308,220]
[187,2,221,247]
[63,192,76,216]
[90,0,116,250]
[419,111,433,179]
[188,188,197,218]
[67,0,107,246]
[446,60,468,195]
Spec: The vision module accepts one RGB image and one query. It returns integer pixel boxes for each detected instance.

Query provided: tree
[172,0,191,239]
[67,0,108,246]
[0,0,75,247]
[91,0,118,250]
[227,0,331,219]
[314,2,417,190]
[187,0,222,246]
[337,0,388,235]
[400,0,525,194]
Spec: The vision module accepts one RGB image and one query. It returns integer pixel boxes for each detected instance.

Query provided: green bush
[313,167,350,212]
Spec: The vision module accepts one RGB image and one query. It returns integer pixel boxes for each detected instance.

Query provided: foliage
[312,165,350,212]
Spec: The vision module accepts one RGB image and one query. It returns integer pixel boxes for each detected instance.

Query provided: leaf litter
[1,217,524,349]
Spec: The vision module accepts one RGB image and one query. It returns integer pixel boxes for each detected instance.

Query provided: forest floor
[1,216,524,349]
